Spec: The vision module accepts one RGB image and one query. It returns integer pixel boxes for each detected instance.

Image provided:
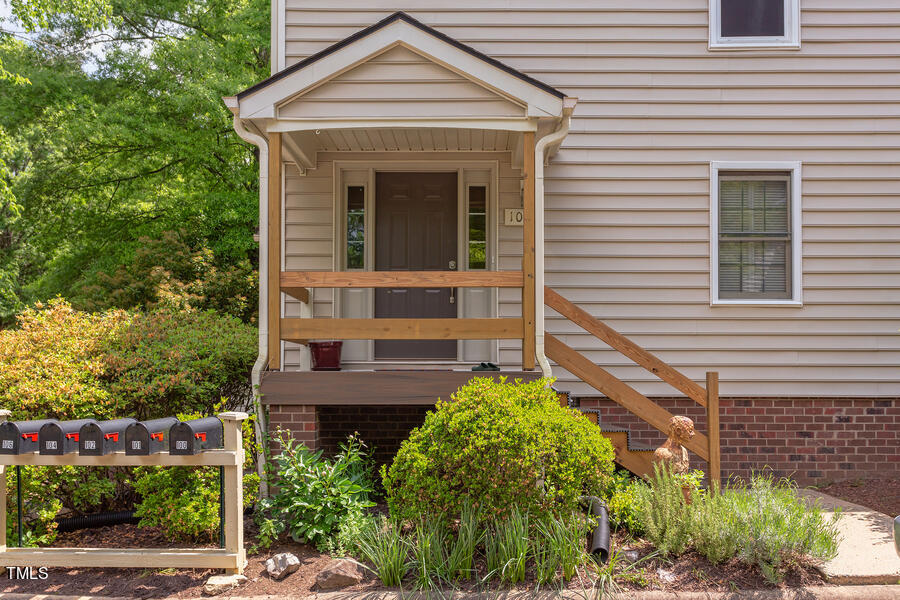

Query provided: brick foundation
[267,404,430,466]
[579,396,900,484]
[266,397,899,485]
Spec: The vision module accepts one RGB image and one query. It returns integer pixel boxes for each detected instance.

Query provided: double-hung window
[710,163,802,305]
[710,0,800,49]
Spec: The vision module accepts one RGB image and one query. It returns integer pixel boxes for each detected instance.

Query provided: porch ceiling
[295,127,520,154]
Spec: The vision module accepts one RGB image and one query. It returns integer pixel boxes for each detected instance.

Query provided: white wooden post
[0,409,9,553]
[219,411,247,574]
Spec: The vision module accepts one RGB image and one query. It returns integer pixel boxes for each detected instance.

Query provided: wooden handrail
[544,286,721,486]
[545,287,707,406]
[281,271,524,289]
[545,334,710,460]
[281,317,524,341]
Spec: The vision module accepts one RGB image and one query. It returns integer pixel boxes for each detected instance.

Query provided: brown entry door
[375,172,458,360]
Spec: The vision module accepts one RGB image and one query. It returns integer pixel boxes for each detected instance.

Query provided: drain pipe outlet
[227,103,270,498]
[582,495,611,563]
[534,104,574,378]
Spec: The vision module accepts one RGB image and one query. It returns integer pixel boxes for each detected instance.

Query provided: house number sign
[504,208,525,226]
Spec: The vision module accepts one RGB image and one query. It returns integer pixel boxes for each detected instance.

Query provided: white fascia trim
[240,19,563,119]
[709,161,803,307]
[708,0,801,50]
[267,117,538,133]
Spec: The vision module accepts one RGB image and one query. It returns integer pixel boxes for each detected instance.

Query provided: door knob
[448,259,457,270]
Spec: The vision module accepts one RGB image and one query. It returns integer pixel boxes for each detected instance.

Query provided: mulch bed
[0,521,828,598]
[816,477,900,517]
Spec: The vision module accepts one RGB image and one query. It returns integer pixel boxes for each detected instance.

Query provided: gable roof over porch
[229,11,568,123]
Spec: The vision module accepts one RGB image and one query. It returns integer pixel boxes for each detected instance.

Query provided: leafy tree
[0,0,268,322]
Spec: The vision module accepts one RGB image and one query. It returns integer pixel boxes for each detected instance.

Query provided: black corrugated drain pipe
[581,495,610,563]
[55,510,140,532]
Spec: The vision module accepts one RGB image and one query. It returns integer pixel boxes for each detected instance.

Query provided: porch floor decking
[259,369,541,405]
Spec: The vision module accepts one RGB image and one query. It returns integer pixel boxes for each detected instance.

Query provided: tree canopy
[0,0,268,323]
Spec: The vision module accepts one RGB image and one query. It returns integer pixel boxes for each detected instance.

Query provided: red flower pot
[309,341,343,371]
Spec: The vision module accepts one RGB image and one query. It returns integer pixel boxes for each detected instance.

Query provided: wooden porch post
[268,132,282,370]
[522,131,536,370]
[706,371,721,490]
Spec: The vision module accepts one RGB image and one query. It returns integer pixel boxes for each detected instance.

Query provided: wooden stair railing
[544,287,721,487]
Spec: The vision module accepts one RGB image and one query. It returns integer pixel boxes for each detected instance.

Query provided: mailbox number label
[175,440,188,450]
[2,440,12,449]
[132,441,142,450]
[84,440,96,450]
[45,441,57,450]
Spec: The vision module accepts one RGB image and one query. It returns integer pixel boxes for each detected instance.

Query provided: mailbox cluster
[0,416,224,456]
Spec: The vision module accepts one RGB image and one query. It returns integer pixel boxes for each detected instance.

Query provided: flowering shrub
[102,308,257,419]
[382,377,616,523]
[0,299,256,421]
[0,300,128,421]
[0,300,257,542]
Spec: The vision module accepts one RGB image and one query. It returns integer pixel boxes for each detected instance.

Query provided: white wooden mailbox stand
[0,410,247,574]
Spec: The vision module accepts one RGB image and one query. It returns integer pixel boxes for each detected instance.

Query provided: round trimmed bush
[381,377,616,522]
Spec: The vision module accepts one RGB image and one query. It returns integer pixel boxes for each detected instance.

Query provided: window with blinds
[718,173,792,299]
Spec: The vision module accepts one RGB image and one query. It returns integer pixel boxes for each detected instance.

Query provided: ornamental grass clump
[484,506,530,584]
[357,516,409,587]
[446,501,481,580]
[382,377,615,523]
[532,513,587,584]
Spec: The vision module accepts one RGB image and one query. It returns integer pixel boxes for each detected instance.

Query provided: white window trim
[709,0,801,50]
[709,161,803,307]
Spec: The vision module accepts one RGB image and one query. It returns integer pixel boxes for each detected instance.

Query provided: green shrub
[323,509,376,558]
[0,299,127,421]
[0,300,257,543]
[0,299,256,422]
[132,412,260,542]
[382,377,615,523]
[606,470,643,534]
[357,516,409,587]
[256,431,374,549]
[102,308,257,419]
[692,474,840,582]
[75,231,258,323]
[633,463,695,557]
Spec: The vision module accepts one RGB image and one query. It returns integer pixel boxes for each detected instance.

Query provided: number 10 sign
[504,208,525,226]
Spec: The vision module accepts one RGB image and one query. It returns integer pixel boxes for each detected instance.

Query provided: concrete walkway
[799,489,900,585]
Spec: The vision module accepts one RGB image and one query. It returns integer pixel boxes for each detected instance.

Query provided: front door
[375,172,458,359]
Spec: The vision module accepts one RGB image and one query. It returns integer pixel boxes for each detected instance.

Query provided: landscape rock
[622,550,640,563]
[315,557,367,590]
[656,567,677,584]
[266,552,301,580]
[203,574,247,596]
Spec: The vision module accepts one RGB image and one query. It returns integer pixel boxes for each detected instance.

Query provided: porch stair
[576,409,655,477]
[544,286,722,486]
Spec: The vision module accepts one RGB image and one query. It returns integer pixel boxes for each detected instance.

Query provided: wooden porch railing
[278,270,529,346]
[544,287,721,487]
[265,130,538,371]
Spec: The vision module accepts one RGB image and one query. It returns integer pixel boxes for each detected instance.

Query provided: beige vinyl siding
[279,0,900,397]
[278,46,525,119]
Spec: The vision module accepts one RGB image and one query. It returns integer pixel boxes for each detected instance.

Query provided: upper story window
[710,162,803,306]
[710,0,800,50]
